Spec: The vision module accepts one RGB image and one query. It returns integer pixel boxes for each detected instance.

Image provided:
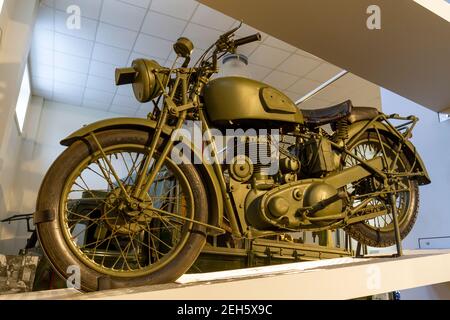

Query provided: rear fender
[346,120,431,185]
[60,117,224,230]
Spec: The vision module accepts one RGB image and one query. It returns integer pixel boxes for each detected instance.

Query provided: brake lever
[219,21,242,42]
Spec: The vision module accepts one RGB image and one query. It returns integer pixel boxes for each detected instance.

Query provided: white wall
[0,98,120,254]
[380,88,450,299]
[0,0,38,245]
[381,89,450,249]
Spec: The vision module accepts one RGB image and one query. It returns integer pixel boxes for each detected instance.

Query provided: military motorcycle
[34,25,430,291]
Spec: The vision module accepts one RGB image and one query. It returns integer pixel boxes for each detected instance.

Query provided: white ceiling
[30,0,380,117]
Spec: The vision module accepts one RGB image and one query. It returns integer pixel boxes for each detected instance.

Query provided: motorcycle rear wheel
[342,131,419,247]
[36,129,208,291]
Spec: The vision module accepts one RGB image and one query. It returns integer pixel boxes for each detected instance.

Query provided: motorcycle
[34,25,430,291]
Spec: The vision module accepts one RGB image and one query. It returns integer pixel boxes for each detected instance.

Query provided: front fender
[347,120,431,185]
[60,117,170,146]
[60,117,224,231]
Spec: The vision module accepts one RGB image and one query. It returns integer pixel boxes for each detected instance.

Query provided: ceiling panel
[84,88,115,104]
[182,23,222,50]
[54,52,91,73]
[278,54,321,78]
[89,60,117,80]
[53,82,85,103]
[263,36,297,53]
[86,74,117,93]
[120,0,152,9]
[141,11,187,42]
[96,23,138,50]
[150,0,199,21]
[288,78,322,96]
[249,45,291,69]
[100,0,147,31]
[54,33,94,58]
[54,68,88,86]
[127,51,166,67]
[116,85,135,97]
[91,43,130,65]
[263,71,298,91]
[83,99,111,111]
[191,4,235,31]
[246,63,272,81]
[304,63,343,83]
[134,33,174,59]
[30,0,381,116]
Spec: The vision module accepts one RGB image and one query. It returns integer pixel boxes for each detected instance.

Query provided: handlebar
[233,33,262,47]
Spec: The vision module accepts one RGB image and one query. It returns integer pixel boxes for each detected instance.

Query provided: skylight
[15,64,31,133]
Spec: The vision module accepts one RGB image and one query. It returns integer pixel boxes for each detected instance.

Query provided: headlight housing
[115,59,168,103]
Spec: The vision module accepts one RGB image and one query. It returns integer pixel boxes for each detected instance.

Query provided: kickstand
[355,242,368,258]
[390,193,403,257]
[354,192,403,259]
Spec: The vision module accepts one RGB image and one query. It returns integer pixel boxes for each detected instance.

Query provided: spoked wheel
[36,129,208,291]
[342,131,419,247]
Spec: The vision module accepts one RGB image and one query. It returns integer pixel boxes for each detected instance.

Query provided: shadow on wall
[381,88,450,250]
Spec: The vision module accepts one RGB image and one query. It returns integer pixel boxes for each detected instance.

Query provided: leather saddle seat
[301,100,379,126]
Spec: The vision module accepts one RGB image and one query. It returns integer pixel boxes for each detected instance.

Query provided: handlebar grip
[233,33,262,47]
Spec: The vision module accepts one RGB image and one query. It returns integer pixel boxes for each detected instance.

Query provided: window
[15,64,31,133]
[0,0,4,14]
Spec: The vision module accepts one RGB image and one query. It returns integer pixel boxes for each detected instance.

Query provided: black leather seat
[302,100,353,126]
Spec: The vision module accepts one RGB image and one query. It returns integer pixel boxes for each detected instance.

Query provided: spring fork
[137,75,188,200]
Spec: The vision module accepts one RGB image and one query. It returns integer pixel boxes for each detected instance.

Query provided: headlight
[115,59,167,103]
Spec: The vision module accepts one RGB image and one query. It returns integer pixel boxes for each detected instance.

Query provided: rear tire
[343,131,420,247]
[36,129,208,291]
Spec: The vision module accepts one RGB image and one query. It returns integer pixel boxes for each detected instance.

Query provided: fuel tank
[203,77,304,126]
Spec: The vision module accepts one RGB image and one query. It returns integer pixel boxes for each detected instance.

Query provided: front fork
[132,72,190,201]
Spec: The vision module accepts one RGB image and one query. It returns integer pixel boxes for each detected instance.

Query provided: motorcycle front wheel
[36,129,208,291]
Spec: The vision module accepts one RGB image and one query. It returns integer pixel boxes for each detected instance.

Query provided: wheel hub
[103,187,153,234]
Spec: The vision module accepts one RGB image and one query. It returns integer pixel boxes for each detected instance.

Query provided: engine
[230,134,344,231]
[226,134,300,186]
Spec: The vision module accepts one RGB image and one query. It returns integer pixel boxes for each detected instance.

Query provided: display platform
[1,250,449,300]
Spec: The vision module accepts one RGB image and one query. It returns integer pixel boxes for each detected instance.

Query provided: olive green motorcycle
[34,26,430,291]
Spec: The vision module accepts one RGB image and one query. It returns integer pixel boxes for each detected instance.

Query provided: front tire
[36,129,208,291]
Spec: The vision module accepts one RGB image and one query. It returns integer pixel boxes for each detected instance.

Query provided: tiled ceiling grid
[30,0,381,117]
